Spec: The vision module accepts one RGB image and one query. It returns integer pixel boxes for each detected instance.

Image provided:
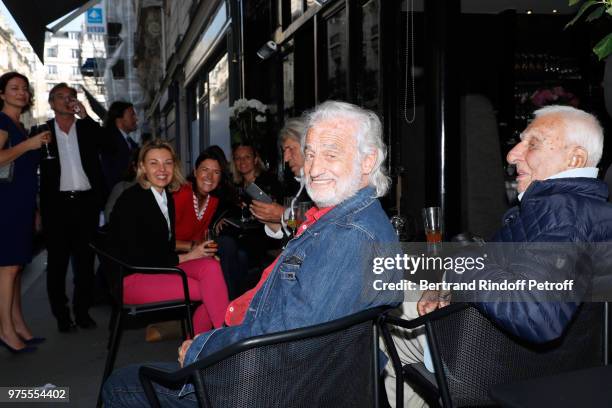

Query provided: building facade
[41,29,107,121]
[104,0,146,141]
[0,14,38,126]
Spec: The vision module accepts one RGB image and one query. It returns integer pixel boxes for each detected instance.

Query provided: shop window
[324,8,348,101]
[164,107,176,142]
[283,52,295,115]
[358,0,380,110]
[208,54,230,156]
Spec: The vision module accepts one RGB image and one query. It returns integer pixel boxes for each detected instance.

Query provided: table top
[490,365,612,408]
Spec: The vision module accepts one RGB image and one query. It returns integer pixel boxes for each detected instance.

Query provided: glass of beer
[203,229,218,250]
[422,207,443,243]
[286,200,312,235]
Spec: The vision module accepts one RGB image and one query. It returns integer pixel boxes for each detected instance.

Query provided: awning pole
[48,0,103,34]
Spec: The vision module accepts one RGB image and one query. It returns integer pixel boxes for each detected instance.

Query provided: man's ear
[568,146,588,169]
[361,151,377,175]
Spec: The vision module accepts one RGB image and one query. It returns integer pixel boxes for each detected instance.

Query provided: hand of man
[214,218,228,234]
[417,290,451,316]
[250,200,284,223]
[178,339,193,367]
[72,99,87,119]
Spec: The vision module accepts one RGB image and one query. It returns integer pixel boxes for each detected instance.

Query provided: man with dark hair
[40,83,109,332]
[101,101,139,190]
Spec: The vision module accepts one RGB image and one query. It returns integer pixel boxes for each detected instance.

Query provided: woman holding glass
[174,147,247,300]
[173,149,224,251]
[229,143,282,269]
[109,140,228,333]
[0,72,51,352]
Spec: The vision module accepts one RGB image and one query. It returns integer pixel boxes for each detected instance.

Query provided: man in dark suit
[100,101,139,190]
[40,83,109,332]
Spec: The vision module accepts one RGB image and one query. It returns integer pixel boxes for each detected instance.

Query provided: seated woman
[231,143,282,201]
[109,140,228,334]
[174,147,247,300]
[228,143,282,272]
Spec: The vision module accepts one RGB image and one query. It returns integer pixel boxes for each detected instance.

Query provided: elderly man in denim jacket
[102,101,402,407]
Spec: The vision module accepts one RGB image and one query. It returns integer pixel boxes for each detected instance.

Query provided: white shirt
[54,120,92,191]
[150,187,171,239]
[264,207,293,239]
[517,167,599,201]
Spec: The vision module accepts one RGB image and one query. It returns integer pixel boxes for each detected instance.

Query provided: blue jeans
[102,362,198,407]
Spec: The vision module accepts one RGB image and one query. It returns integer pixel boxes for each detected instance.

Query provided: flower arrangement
[229,98,269,148]
[529,86,580,108]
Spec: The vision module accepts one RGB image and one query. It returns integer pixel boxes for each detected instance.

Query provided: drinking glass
[203,229,218,250]
[287,201,312,235]
[31,124,54,160]
[68,96,81,115]
[422,207,443,243]
[237,188,251,222]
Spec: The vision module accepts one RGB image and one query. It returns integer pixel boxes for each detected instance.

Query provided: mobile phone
[245,182,273,203]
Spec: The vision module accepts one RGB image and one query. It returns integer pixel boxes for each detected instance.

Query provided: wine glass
[237,187,251,222]
[31,124,54,160]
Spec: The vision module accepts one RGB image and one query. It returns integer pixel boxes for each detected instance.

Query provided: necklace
[193,192,210,221]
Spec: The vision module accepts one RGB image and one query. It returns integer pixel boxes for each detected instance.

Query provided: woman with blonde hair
[109,139,228,333]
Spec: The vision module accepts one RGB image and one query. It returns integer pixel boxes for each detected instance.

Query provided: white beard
[305,162,363,208]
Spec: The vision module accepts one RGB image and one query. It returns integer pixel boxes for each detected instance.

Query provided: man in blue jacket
[102,101,401,407]
[386,105,612,408]
[433,105,612,343]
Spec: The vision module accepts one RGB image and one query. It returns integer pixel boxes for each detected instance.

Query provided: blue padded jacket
[450,177,612,343]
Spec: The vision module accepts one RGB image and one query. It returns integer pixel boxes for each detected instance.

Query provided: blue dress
[0,112,40,266]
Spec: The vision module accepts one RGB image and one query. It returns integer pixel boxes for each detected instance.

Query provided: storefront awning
[2,0,93,62]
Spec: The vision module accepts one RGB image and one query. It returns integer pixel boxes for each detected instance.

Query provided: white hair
[302,100,390,197]
[279,117,306,144]
[534,105,603,167]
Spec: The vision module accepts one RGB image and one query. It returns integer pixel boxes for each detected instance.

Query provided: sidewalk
[0,251,180,406]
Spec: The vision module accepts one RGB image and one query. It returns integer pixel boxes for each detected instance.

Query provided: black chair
[380,302,608,408]
[139,306,391,408]
[90,242,198,408]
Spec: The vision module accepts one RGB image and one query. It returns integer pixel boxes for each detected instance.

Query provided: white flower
[255,101,267,113]
[255,115,266,123]
[247,99,259,109]
[232,98,248,112]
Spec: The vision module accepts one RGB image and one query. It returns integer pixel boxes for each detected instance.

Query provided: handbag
[0,135,14,183]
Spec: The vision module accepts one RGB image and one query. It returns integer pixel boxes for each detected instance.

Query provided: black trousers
[43,191,99,321]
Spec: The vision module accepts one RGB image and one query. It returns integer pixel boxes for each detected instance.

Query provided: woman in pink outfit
[108,140,228,333]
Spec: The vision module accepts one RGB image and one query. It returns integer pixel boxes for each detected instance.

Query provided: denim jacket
[180,186,401,396]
